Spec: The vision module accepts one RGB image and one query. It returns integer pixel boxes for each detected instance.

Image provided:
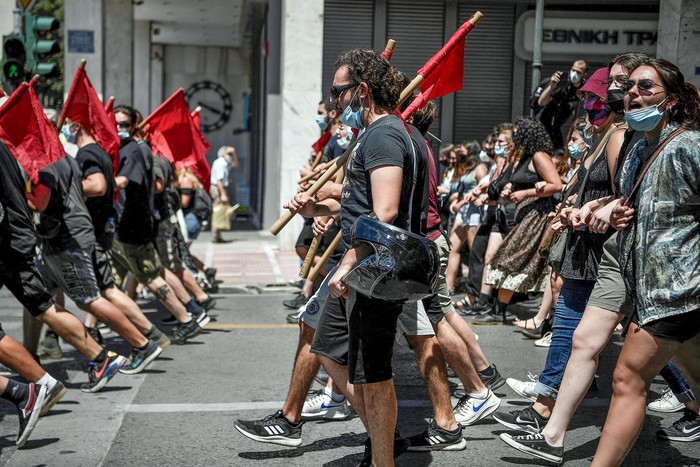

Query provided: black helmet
[343,215,439,303]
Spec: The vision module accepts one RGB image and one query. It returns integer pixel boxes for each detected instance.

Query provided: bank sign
[515,11,658,61]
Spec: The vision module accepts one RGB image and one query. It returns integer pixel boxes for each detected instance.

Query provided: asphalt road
[0,290,698,466]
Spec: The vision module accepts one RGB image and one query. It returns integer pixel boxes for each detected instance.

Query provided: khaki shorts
[108,239,162,285]
[209,185,222,205]
[587,232,634,316]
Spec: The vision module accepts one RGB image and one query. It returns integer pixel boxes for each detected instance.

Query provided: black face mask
[606,88,626,115]
[439,159,451,167]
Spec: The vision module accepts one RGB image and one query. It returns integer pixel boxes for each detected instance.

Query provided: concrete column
[104,0,133,105]
[658,0,700,88]
[63,0,104,98]
[149,43,163,112]
[263,0,282,232]
[132,20,150,114]
[274,0,324,250]
[0,0,15,36]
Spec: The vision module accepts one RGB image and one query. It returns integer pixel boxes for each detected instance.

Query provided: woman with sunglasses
[588,58,700,466]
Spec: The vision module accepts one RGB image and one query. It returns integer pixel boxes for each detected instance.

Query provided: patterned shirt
[618,122,700,325]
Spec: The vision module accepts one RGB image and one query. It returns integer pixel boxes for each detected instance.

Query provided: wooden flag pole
[307,227,344,282]
[55,59,87,130]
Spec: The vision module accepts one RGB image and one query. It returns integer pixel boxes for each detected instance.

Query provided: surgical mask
[583,97,611,127]
[478,150,490,163]
[61,124,77,144]
[494,145,507,157]
[570,70,582,86]
[337,133,352,149]
[315,114,328,131]
[340,88,364,129]
[568,142,585,160]
[606,88,626,115]
[583,126,594,146]
[624,98,668,132]
[118,129,130,140]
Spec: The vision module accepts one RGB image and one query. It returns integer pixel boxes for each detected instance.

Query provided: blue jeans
[661,361,696,403]
[536,279,596,400]
[184,212,202,240]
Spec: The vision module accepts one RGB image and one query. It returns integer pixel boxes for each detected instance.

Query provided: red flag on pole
[104,95,114,113]
[0,81,65,183]
[0,87,5,97]
[60,65,121,174]
[311,131,331,154]
[142,88,211,191]
[190,109,211,152]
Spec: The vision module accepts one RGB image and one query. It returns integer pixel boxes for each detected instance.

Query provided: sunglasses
[117,121,132,129]
[329,82,358,100]
[622,79,663,93]
[607,74,628,87]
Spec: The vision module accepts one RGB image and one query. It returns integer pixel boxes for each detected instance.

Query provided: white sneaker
[506,374,539,402]
[301,392,352,420]
[648,387,684,413]
[535,332,552,348]
[453,390,501,426]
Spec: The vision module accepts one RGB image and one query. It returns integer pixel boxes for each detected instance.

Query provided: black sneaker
[479,364,506,391]
[500,432,564,464]
[119,340,163,375]
[406,420,466,451]
[81,351,128,393]
[39,380,67,416]
[492,405,549,433]
[286,311,300,324]
[86,326,104,346]
[170,319,203,345]
[160,315,180,326]
[460,301,491,316]
[197,296,217,311]
[234,410,304,447]
[359,429,410,466]
[16,383,47,448]
[657,408,700,442]
[283,293,308,309]
[205,267,217,284]
[472,311,515,325]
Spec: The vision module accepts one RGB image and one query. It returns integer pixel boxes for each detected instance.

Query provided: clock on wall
[184,80,233,133]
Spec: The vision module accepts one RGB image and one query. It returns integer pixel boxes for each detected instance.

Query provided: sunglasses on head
[117,121,132,129]
[329,82,359,100]
[622,79,663,93]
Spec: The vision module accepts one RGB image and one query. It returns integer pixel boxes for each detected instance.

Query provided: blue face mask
[583,126,594,146]
[493,145,506,157]
[118,129,130,140]
[61,124,77,144]
[340,88,364,129]
[315,114,328,131]
[568,142,585,160]
[624,97,668,132]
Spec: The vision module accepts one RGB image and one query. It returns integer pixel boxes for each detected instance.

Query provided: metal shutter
[453,2,516,143]
[386,0,445,139]
[322,1,374,98]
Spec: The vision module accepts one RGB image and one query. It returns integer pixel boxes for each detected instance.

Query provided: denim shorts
[184,212,202,240]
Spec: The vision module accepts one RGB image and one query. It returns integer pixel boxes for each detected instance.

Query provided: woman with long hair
[175,167,204,241]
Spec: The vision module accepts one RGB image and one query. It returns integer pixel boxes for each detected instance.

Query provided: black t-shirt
[37,156,96,252]
[152,153,171,218]
[340,115,414,247]
[323,135,345,162]
[0,140,37,262]
[117,139,154,244]
[75,143,117,246]
[407,124,429,236]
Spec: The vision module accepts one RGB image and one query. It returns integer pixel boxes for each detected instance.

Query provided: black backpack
[193,187,212,221]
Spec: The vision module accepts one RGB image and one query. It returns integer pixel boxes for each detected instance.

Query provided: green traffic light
[8,64,19,78]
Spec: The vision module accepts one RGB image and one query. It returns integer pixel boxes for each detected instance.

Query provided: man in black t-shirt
[111,105,203,345]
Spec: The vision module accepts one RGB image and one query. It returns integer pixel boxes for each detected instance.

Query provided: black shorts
[0,260,54,317]
[640,308,700,342]
[295,220,315,250]
[93,243,116,291]
[311,290,403,384]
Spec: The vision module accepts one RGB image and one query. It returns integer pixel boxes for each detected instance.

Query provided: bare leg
[177,270,208,302]
[102,286,153,334]
[446,224,467,291]
[479,232,504,296]
[163,268,193,305]
[0,334,46,382]
[434,319,486,394]
[84,313,98,328]
[497,289,514,305]
[671,333,700,398]
[515,271,554,329]
[542,306,623,446]
[78,298,149,348]
[444,310,490,372]
[318,356,367,426]
[592,327,679,466]
[22,310,43,355]
[364,380,398,467]
[280,321,321,423]
[123,273,139,299]
[406,334,458,430]
[145,277,192,323]
[38,305,103,361]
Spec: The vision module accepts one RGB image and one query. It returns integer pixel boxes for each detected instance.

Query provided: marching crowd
[235,49,700,467]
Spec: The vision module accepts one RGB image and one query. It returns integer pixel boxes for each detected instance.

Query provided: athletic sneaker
[286,311,300,324]
[500,432,564,464]
[192,309,211,327]
[648,387,684,413]
[301,392,352,420]
[16,383,47,448]
[120,340,163,375]
[39,380,67,416]
[147,327,171,350]
[160,315,181,326]
[471,310,516,325]
[453,390,501,426]
[170,319,203,345]
[81,351,128,393]
[479,364,506,391]
[197,296,217,311]
[459,301,491,316]
[506,373,539,401]
[234,410,304,447]
[283,293,308,310]
[657,409,700,442]
[492,405,549,433]
[535,332,552,347]
[86,326,104,346]
[406,419,466,451]
[359,429,410,466]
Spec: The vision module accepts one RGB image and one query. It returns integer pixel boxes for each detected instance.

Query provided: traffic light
[23,13,60,78]
[2,34,26,85]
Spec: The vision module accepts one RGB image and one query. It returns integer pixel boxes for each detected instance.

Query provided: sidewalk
[188,229,302,291]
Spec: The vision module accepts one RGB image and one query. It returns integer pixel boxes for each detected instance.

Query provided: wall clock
[184,80,233,133]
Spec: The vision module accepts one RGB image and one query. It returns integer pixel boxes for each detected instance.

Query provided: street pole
[531,0,545,116]
[13,8,21,34]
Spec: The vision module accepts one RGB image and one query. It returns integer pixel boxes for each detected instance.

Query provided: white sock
[467,390,489,399]
[37,372,57,391]
[324,385,345,403]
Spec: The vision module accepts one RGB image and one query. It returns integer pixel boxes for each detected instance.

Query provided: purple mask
[583,97,611,127]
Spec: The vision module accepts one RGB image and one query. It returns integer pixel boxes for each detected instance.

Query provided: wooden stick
[310,150,324,170]
[307,229,343,282]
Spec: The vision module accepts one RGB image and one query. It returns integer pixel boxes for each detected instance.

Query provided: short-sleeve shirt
[323,135,345,162]
[117,139,154,244]
[37,156,96,252]
[75,143,117,246]
[152,153,172,216]
[210,156,230,187]
[340,115,414,247]
[0,140,37,262]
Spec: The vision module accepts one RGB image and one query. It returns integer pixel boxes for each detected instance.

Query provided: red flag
[0,81,65,183]
[60,66,120,174]
[0,87,5,97]
[416,36,464,102]
[104,95,114,113]
[311,131,331,154]
[143,88,211,191]
[190,109,211,152]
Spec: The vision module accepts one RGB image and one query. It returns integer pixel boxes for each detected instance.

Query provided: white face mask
[570,70,582,85]
[337,132,353,149]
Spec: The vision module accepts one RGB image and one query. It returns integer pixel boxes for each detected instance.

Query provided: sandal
[514,317,541,331]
